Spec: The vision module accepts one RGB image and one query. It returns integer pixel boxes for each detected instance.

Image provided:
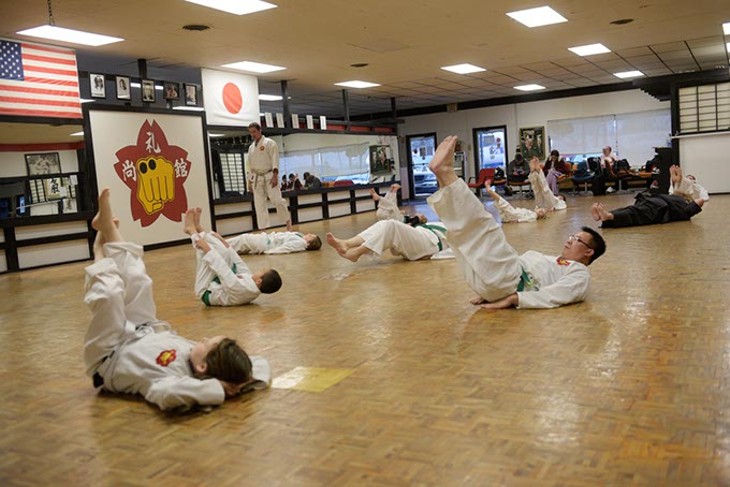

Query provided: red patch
[156,349,177,367]
[556,257,570,266]
[114,120,191,227]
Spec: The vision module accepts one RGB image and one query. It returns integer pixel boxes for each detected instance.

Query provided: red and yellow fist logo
[156,349,177,367]
[114,120,191,227]
[556,257,570,266]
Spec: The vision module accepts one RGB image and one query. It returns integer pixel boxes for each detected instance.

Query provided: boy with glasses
[427,135,606,310]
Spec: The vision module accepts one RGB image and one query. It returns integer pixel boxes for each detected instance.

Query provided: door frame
[472,125,508,177]
[405,132,437,199]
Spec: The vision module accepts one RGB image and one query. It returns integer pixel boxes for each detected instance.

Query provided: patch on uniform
[259,145,265,151]
[271,367,355,393]
[556,257,571,266]
[156,349,177,367]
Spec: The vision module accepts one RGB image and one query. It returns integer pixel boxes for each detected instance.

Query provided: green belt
[516,268,532,292]
[200,263,238,306]
[418,223,447,251]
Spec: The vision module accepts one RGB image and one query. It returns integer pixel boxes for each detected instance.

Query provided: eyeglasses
[568,234,594,249]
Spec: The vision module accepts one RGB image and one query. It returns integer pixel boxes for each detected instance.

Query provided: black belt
[93,371,104,388]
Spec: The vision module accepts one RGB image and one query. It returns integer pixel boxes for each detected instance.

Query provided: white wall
[400,89,669,181]
[679,133,730,193]
[0,149,79,177]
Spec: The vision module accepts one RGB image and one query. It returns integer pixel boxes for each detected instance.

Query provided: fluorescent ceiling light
[80,99,95,103]
[568,43,610,56]
[514,84,546,91]
[185,0,277,15]
[614,70,644,79]
[723,22,730,35]
[208,133,225,137]
[506,6,567,28]
[130,82,141,88]
[16,25,123,47]
[334,80,381,89]
[259,94,283,101]
[441,63,486,74]
[222,61,286,73]
[172,106,206,111]
[70,131,84,136]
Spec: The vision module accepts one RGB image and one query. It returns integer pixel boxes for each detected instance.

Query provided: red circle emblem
[222,82,243,114]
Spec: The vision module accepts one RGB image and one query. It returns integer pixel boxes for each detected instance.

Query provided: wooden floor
[1,191,729,486]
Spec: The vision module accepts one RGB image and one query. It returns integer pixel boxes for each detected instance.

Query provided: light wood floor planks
[1,191,729,486]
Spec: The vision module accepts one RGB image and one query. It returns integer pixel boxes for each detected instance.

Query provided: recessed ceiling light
[185,0,277,16]
[334,80,381,89]
[259,94,283,101]
[568,43,611,56]
[614,70,644,79]
[221,61,286,73]
[514,84,546,91]
[610,18,634,25]
[441,63,486,74]
[506,6,567,28]
[723,22,730,35]
[16,25,124,46]
[70,131,84,136]
[173,106,206,111]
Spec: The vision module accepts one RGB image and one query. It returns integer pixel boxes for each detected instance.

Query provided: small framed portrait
[25,152,62,176]
[184,83,198,106]
[369,145,394,175]
[142,79,156,103]
[90,73,106,98]
[164,82,180,100]
[116,76,131,100]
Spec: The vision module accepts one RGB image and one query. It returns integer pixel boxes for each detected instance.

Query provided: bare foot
[595,203,613,221]
[326,232,346,253]
[91,188,116,233]
[428,135,458,187]
[369,188,380,201]
[194,207,204,233]
[591,203,601,222]
[183,209,197,235]
[286,219,293,232]
[470,295,488,305]
[390,183,401,192]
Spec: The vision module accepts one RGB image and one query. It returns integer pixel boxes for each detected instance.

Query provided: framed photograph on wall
[116,76,131,100]
[25,152,62,175]
[164,82,180,100]
[142,79,156,103]
[90,73,106,98]
[184,83,198,106]
[518,126,545,160]
[369,145,394,175]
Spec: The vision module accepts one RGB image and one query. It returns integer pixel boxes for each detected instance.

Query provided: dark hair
[288,173,295,179]
[550,149,559,157]
[259,269,282,294]
[205,338,252,384]
[303,172,310,179]
[515,153,524,161]
[581,226,606,264]
[306,235,322,251]
[248,122,262,131]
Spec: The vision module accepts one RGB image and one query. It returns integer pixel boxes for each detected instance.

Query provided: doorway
[472,126,508,177]
[406,133,437,199]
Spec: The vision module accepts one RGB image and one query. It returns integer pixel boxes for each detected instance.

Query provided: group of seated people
[280,171,322,191]
[504,146,650,197]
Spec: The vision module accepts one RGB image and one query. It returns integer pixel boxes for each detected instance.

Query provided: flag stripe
[22,53,77,66]
[20,43,75,56]
[0,41,82,118]
[23,76,79,87]
[0,107,82,118]
[0,84,79,97]
[0,96,81,108]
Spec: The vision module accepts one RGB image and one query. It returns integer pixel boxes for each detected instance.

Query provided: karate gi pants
[428,179,522,302]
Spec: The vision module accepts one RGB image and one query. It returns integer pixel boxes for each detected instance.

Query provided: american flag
[0,40,82,119]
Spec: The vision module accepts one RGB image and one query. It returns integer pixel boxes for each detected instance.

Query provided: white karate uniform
[669,176,710,202]
[493,194,538,223]
[376,190,402,221]
[358,219,452,261]
[528,170,566,211]
[248,135,289,229]
[227,231,308,255]
[428,179,590,308]
[193,233,261,306]
[83,242,270,411]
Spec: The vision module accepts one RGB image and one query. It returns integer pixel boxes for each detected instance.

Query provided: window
[679,82,730,134]
[279,142,370,184]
